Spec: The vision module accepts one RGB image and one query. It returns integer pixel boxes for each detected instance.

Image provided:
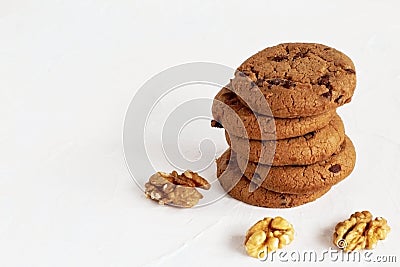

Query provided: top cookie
[231,43,356,118]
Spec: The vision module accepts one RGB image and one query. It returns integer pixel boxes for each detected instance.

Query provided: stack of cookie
[212,43,357,208]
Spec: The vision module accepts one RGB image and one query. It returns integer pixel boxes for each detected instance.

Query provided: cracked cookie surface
[216,150,331,208]
[226,114,345,166]
[233,136,355,194]
[231,43,356,118]
[212,87,336,140]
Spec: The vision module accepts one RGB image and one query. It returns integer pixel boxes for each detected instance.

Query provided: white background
[1,0,400,266]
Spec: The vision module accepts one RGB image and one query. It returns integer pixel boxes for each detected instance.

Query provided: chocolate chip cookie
[226,114,345,165]
[234,136,355,194]
[216,150,331,208]
[212,86,336,140]
[231,43,356,118]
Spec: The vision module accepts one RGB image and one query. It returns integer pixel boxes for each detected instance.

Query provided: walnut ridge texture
[333,211,390,251]
[245,217,295,258]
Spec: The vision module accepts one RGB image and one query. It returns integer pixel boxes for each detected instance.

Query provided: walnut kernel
[144,171,210,208]
[244,217,294,258]
[333,211,390,251]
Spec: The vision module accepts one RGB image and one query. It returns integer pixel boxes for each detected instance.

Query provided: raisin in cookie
[231,43,356,118]
[212,86,336,140]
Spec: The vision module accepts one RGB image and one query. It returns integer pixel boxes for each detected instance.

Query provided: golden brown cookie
[226,114,345,166]
[216,150,331,208]
[233,136,355,194]
[231,43,356,118]
[212,87,336,140]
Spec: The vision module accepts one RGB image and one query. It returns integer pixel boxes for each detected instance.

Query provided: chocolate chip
[250,66,259,79]
[267,78,295,89]
[322,91,332,98]
[304,131,315,140]
[293,53,303,60]
[272,55,288,62]
[318,75,330,86]
[267,78,282,86]
[237,71,246,77]
[345,68,356,74]
[335,95,344,104]
[282,80,296,89]
[318,75,333,99]
[329,164,341,173]
[211,120,223,128]
[293,49,309,60]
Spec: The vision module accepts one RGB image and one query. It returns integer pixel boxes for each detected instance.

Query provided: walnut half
[333,211,390,251]
[144,170,210,208]
[158,170,211,190]
[244,217,295,258]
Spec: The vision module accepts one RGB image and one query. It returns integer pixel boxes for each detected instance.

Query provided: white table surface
[1,1,400,266]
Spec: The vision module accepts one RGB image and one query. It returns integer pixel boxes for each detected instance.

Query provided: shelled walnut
[144,170,210,208]
[333,211,390,251]
[244,217,295,258]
